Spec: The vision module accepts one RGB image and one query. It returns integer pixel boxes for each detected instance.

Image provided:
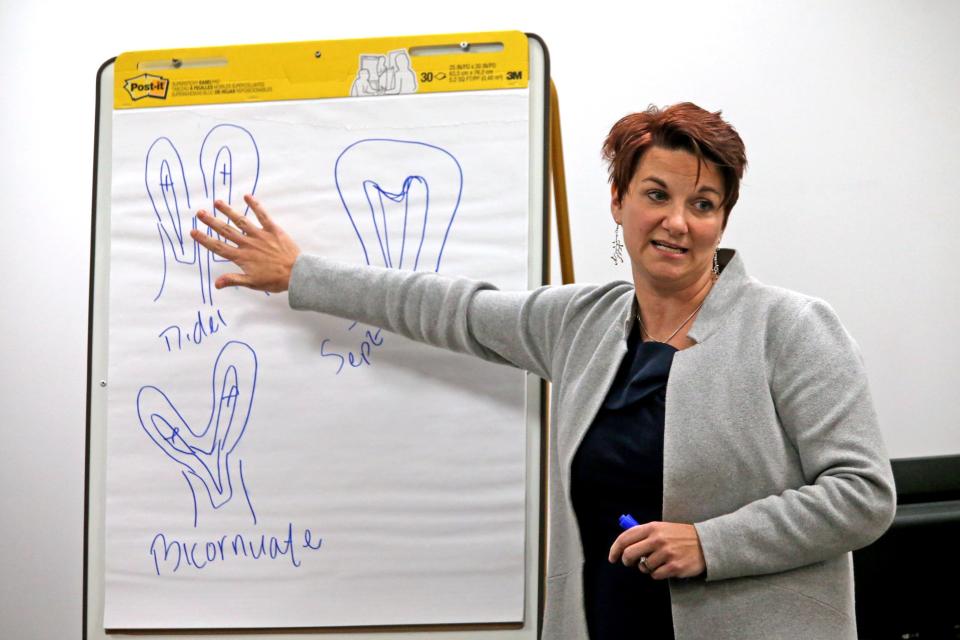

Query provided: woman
[190,103,896,639]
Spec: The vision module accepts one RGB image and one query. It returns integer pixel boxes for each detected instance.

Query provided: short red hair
[602,102,747,228]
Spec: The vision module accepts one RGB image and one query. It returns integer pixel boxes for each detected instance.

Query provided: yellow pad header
[114,31,529,109]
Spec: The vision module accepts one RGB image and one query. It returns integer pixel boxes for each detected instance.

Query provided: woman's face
[611,146,726,292]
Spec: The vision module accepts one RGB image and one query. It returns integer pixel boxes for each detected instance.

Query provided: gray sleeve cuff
[288,253,352,314]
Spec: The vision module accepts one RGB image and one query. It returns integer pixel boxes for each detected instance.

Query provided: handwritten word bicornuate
[148,522,322,575]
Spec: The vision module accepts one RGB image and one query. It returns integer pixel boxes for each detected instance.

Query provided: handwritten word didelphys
[158,308,228,352]
[149,522,323,576]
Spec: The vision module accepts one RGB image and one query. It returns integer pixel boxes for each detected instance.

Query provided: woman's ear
[610,184,621,225]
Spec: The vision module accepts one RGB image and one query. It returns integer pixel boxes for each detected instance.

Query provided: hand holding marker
[617,514,650,572]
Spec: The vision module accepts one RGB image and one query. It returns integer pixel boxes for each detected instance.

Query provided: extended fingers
[243,194,275,231]
[213,199,261,235]
[215,273,255,289]
[190,225,238,261]
[196,209,243,243]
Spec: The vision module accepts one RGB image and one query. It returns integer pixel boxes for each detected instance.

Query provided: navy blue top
[571,323,677,640]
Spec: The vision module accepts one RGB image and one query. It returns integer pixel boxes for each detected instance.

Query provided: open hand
[191,194,300,292]
[608,521,706,580]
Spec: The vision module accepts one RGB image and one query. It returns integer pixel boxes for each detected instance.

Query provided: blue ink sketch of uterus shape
[334,139,463,272]
[145,124,260,306]
[136,340,258,527]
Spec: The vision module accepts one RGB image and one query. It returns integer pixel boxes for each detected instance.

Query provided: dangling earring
[712,246,721,279]
[611,224,625,265]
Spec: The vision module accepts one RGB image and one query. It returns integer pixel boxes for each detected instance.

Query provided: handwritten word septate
[149,522,322,576]
[320,323,384,375]
[159,308,228,352]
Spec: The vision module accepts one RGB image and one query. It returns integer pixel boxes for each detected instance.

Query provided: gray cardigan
[288,248,897,640]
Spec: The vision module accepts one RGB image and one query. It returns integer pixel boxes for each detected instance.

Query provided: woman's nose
[661,203,688,234]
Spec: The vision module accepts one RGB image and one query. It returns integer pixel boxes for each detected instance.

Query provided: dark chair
[854,455,960,640]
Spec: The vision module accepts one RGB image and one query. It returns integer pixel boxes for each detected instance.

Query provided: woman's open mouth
[651,240,688,254]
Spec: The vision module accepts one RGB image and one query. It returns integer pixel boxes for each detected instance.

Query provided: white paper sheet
[104,89,530,629]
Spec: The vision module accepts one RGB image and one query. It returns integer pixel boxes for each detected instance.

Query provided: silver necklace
[637,298,707,344]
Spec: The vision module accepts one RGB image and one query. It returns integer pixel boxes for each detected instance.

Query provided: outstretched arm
[194,196,583,381]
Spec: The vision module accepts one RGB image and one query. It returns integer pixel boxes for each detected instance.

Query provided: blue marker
[619,513,639,530]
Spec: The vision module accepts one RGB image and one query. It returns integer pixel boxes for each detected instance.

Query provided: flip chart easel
[86,31,552,639]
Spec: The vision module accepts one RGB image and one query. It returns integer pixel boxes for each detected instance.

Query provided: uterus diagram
[136,340,259,528]
[334,139,463,273]
[144,124,260,306]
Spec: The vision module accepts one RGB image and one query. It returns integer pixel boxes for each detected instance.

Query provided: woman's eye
[647,190,667,202]
[694,200,715,212]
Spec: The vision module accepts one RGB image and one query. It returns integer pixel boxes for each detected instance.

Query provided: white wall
[2,1,958,638]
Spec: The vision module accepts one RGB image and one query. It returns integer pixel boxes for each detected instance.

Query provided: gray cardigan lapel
[558,248,745,480]
[686,248,747,345]
[556,306,633,481]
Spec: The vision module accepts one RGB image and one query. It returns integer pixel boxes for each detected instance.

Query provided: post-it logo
[123,73,170,101]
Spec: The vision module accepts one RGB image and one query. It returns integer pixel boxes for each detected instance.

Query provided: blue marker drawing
[319,321,384,375]
[321,139,462,374]
[145,124,260,305]
[136,340,259,527]
[334,139,463,272]
[148,522,323,576]
[200,124,260,265]
[145,137,192,301]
